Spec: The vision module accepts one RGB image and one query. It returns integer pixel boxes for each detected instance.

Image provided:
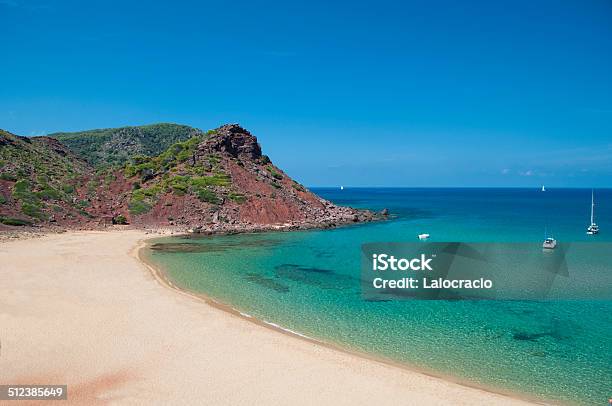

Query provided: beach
[0,230,541,405]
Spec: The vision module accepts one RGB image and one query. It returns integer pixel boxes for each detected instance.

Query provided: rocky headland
[0,124,382,235]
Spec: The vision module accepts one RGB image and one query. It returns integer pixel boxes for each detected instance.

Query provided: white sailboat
[542,237,557,249]
[542,226,557,249]
[587,189,599,235]
[541,185,546,192]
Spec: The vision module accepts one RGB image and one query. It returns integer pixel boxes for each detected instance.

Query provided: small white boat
[418,233,430,240]
[541,185,546,192]
[586,189,599,235]
[542,237,557,250]
[340,186,344,190]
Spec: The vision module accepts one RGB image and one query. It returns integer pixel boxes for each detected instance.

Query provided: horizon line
[308,186,612,189]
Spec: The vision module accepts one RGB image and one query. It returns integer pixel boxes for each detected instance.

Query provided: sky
[1,0,611,187]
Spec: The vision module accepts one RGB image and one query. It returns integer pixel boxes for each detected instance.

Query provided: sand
[0,230,543,405]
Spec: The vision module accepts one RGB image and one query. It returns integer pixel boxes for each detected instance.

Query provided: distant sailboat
[340,186,344,190]
[587,189,599,235]
[541,185,546,192]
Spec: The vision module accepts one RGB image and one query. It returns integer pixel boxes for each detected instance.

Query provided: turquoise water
[145,188,612,405]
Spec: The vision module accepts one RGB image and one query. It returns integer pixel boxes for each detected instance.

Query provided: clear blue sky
[1,0,611,187]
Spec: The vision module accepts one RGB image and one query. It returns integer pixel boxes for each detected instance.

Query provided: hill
[49,123,204,167]
[1,124,376,231]
[0,129,93,227]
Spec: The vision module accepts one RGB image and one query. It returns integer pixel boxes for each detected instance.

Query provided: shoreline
[137,236,551,406]
[1,230,549,405]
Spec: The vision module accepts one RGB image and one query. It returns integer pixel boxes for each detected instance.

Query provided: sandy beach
[0,230,542,405]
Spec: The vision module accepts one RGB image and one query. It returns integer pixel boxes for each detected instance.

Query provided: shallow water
[144,188,612,405]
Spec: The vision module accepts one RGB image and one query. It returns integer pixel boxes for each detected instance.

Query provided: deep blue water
[313,187,612,242]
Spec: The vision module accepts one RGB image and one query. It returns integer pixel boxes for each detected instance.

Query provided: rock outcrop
[197,124,262,161]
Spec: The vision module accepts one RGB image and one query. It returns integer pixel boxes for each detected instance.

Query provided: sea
[142,188,612,405]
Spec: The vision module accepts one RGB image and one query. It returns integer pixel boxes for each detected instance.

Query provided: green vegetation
[11,179,43,218]
[228,192,247,203]
[267,166,283,180]
[188,174,230,204]
[194,188,219,204]
[104,171,116,185]
[0,194,6,204]
[124,160,156,178]
[0,172,17,181]
[124,135,208,180]
[292,181,306,192]
[0,129,92,222]
[113,214,128,225]
[35,185,62,200]
[12,179,32,200]
[123,134,236,215]
[190,178,218,204]
[0,216,33,226]
[190,174,230,187]
[128,199,152,215]
[129,184,162,214]
[167,176,190,195]
[126,165,235,213]
[78,208,93,218]
[51,123,206,167]
[21,202,43,218]
[86,179,98,195]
